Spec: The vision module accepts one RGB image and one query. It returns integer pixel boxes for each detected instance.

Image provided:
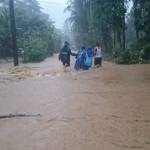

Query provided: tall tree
[0,0,62,62]
[9,0,18,66]
[67,0,127,52]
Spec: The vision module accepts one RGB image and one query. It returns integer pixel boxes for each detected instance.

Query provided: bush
[18,36,47,63]
[140,44,150,61]
[113,45,140,64]
[16,19,64,63]
[114,49,131,64]
[23,48,47,63]
[112,43,150,64]
[17,27,60,63]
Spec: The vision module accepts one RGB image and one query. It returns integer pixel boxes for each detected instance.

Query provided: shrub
[17,27,59,63]
[140,44,150,61]
[112,48,136,64]
[23,48,47,63]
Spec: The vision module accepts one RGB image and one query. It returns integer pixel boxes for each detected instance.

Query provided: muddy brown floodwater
[0,55,150,150]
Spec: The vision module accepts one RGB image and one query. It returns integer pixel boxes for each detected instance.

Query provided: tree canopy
[67,0,150,64]
[0,0,62,62]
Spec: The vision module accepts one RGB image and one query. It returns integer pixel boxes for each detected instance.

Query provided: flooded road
[0,56,150,150]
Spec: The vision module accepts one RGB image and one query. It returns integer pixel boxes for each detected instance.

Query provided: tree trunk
[9,0,19,66]
[113,31,116,49]
[122,0,126,50]
[117,31,122,49]
[136,29,139,41]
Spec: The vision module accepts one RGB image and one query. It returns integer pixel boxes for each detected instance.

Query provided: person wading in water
[93,43,102,67]
[59,41,76,72]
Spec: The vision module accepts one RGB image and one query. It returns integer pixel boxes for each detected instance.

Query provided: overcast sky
[38,0,133,29]
[38,0,69,29]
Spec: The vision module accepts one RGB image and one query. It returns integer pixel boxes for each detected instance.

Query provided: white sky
[38,0,133,29]
[39,0,67,4]
[38,0,69,29]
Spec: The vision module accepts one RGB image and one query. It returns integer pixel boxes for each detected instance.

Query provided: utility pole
[9,0,19,66]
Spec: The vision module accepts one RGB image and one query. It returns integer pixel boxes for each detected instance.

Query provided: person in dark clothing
[59,41,76,71]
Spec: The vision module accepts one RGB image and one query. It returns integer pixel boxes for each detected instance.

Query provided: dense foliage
[67,0,150,64]
[0,0,62,62]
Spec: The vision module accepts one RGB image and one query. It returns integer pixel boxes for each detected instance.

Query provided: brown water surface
[0,56,150,150]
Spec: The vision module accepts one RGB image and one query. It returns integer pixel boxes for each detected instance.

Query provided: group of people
[59,41,102,71]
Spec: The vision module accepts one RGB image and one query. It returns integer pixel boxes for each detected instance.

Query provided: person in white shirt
[93,43,102,67]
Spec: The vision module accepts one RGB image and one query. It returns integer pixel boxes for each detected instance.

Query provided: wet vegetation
[0,0,149,64]
[0,0,62,62]
[66,0,150,64]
